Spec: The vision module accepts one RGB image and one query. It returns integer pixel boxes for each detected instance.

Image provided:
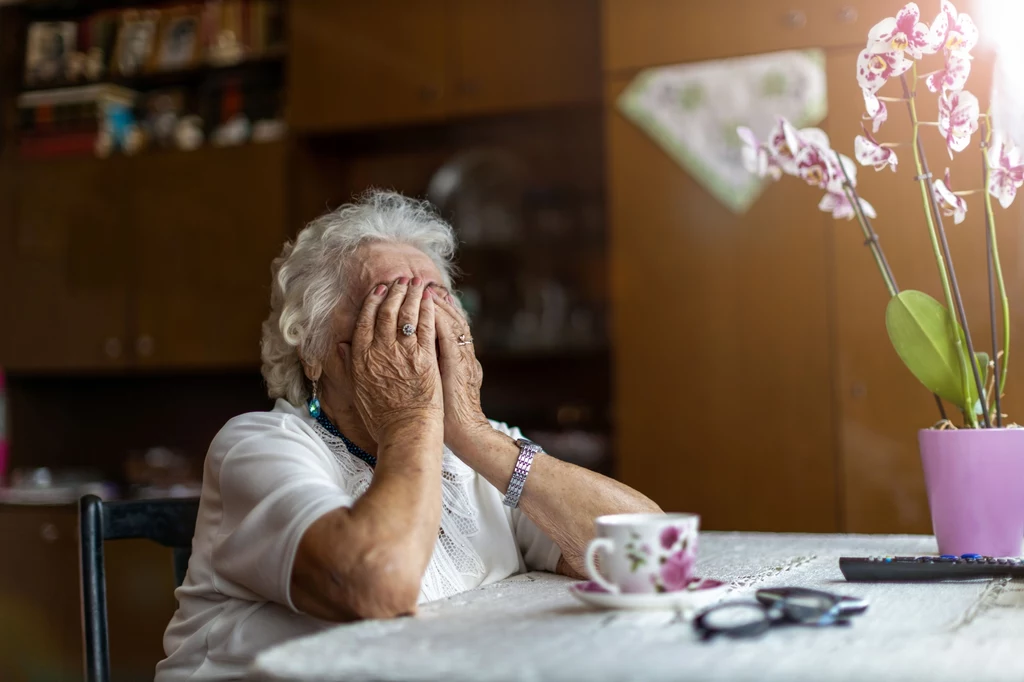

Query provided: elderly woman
[156,191,660,681]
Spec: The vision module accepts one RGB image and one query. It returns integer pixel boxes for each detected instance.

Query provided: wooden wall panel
[606,76,838,532]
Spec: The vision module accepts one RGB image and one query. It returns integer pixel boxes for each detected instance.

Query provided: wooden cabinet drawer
[603,0,903,72]
[287,0,449,132]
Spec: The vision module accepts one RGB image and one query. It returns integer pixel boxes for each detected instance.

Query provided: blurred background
[0,0,1022,679]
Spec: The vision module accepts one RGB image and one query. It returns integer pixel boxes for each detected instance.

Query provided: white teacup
[584,513,700,594]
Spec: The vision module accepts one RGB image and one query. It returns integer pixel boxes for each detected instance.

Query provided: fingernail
[422,288,432,300]
[396,277,409,286]
[446,294,454,304]
[374,284,387,295]
[411,277,422,287]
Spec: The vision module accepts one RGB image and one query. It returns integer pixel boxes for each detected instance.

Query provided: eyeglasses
[693,587,868,640]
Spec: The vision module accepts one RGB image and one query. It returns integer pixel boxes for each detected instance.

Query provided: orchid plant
[738,1,1024,429]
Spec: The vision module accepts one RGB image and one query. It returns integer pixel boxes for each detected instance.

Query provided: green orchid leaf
[885,290,969,410]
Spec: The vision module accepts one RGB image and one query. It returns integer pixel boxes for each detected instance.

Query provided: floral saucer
[569,578,729,611]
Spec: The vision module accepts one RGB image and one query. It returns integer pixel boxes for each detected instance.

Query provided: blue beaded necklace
[309,399,377,468]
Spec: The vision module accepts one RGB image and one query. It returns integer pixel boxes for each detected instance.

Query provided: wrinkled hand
[431,291,490,450]
[343,278,443,441]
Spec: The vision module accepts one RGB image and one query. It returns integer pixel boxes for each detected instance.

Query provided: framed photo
[24,22,77,86]
[113,10,159,77]
[155,8,202,71]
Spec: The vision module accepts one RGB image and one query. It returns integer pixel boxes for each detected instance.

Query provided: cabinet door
[129,143,287,368]
[0,506,180,682]
[0,506,82,682]
[606,75,839,532]
[288,1,450,132]
[450,0,600,116]
[0,158,129,371]
[826,48,1024,533]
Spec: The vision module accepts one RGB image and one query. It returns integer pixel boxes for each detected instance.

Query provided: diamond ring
[401,323,416,337]
[457,334,473,346]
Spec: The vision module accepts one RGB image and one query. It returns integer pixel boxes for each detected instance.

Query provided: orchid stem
[982,116,1010,425]
[835,153,897,297]
[835,150,948,423]
[901,68,988,428]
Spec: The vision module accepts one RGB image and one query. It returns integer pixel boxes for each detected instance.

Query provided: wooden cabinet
[0,144,287,372]
[606,72,839,532]
[450,0,600,116]
[0,158,129,371]
[288,1,449,132]
[288,0,600,132]
[0,505,179,682]
[131,143,287,369]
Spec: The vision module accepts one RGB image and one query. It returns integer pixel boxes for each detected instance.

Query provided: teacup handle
[584,537,619,594]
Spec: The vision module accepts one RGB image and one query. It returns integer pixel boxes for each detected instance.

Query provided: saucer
[569,578,729,611]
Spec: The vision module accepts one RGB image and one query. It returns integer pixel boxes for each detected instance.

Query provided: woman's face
[318,242,448,391]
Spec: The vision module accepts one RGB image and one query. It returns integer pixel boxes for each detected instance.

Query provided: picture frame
[24,22,77,86]
[113,10,160,78]
[154,7,203,72]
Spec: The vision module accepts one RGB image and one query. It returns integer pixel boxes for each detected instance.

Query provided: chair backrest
[79,494,200,682]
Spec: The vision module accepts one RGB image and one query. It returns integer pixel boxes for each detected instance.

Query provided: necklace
[309,402,377,468]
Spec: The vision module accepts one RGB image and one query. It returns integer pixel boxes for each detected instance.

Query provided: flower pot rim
[918,426,1024,437]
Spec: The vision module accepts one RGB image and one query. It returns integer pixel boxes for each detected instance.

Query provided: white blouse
[155,399,560,682]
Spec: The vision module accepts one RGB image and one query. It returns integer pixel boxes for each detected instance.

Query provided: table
[251,532,1024,682]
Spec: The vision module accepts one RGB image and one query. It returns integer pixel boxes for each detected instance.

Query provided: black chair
[78,494,200,682]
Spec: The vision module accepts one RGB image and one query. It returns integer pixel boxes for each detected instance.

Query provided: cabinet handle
[40,523,59,543]
[104,337,122,359]
[136,334,155,358]
[837,5,858,23]
[784,10,807,28]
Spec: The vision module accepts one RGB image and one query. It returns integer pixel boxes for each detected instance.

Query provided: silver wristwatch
[503,438,541,508]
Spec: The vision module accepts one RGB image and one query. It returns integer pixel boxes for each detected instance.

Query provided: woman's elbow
[344,555,422,620]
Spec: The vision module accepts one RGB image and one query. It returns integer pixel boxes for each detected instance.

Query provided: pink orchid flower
[857,49,912,96]
[932,169,968,224]
[819,191,877,221]
[988,137,1024,209]
[855,128,898,172]
[736,127,782,181]
[867,3,937,59]
[926,51,971,94]
[863,92,888,133]
[937,89,980,157]
[767,118,831,178]
[928,0,979,56]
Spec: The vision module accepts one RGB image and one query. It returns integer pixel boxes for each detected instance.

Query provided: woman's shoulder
[207,399,323,465]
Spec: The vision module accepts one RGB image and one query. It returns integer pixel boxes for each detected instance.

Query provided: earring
[308,380,322,418]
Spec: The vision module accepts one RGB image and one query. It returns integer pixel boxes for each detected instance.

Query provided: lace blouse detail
[311,421,486,603]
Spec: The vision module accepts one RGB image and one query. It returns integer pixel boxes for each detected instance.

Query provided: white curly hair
[261,190,458,405]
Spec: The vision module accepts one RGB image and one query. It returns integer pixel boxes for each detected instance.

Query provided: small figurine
[174,115,204,151]
[95,102,144,158]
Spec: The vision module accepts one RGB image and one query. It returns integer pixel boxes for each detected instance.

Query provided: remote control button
[940,555,958,560]
[883,557,893,563]
[936,556,957,562]
[961,553,982,559]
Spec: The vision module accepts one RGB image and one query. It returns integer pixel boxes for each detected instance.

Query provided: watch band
[503,438,540,508]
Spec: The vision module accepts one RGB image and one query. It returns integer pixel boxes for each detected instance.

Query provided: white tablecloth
[251,532,1024,682]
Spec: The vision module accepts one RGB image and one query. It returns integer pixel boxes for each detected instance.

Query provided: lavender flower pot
[919,428,1024,557]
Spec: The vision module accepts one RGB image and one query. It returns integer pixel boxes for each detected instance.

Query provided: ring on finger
[457,333,473,346]
[401,323,416,337]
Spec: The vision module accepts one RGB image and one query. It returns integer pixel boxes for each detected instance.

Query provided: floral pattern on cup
[622,525,696,593]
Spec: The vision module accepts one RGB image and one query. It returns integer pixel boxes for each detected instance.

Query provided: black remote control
[840,554,1024,582]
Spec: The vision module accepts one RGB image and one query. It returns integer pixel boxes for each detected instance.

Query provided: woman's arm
[430,291,661,577]
[449,427,661,577]
[291,278,445,621]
